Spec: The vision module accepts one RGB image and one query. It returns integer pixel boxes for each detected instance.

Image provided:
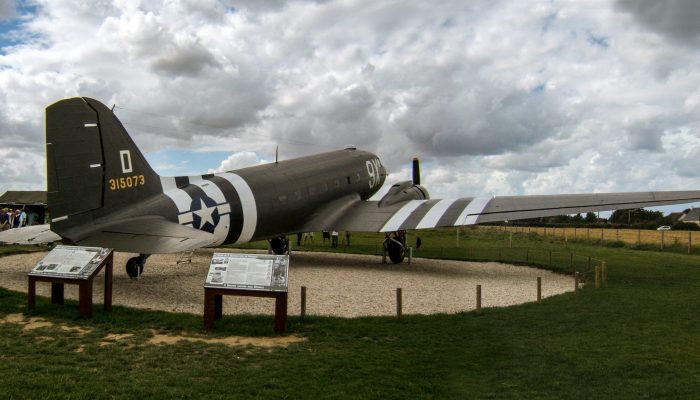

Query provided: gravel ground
[0,249,574,317]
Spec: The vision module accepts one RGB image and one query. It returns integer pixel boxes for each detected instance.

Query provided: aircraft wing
[0,224,62,245]
[73,216,218,254]
[325,190,700,232]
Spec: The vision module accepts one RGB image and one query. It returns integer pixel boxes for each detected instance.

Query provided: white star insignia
[194,199,216,228]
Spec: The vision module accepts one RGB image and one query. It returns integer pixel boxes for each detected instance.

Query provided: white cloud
[208,151,264,173]
[0,0,698,209]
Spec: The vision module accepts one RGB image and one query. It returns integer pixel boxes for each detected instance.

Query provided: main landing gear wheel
[386,239,406,264]
[269,236,289,255]
[126,254,150,278]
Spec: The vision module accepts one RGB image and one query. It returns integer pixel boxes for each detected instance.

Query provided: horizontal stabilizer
[74,216,218,254]
[0,225,62,245]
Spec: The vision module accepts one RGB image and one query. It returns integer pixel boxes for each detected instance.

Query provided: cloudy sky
[1,0,700,210]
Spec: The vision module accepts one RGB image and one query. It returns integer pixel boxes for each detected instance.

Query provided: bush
[672,222,700,231]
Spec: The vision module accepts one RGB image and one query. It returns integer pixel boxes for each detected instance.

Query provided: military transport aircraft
[3,96,700,277]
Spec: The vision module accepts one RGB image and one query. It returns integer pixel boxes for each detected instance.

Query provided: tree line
[507,208,700,230]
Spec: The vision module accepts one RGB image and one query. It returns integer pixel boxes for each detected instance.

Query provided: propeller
[412,157,420,185]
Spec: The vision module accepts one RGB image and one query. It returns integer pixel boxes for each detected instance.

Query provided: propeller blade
[412,157,420,185]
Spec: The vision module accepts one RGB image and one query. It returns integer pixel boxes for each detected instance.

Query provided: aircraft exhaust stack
[412,157,420,185]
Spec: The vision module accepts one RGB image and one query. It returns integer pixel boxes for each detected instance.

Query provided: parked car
[657,226,671,231]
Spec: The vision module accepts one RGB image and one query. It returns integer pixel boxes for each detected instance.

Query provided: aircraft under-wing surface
[2,96,700,277]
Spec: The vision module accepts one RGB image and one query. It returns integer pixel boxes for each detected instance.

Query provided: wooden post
[537,277,542,303]
[689,231,692,254]
[595,266,601,289]
[600,228,604,244]
[300,286,307,321]
[574,272,579,294]
[274,293,288,333]
[616,229,619,241]
[204,289,215,330]
[396,288,402,319]
[104,252,113,312]
[570,252,574,271]
[601,262,607,284]
[476,285,482,314]
[587,228,590,241]
[509,232,513,249]
[214,294,223,320]
[51,282,64,305]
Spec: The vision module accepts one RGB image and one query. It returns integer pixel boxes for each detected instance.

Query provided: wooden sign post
[203,253,289,333]
[27,246,114,318]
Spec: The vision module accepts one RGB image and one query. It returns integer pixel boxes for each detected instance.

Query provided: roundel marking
[191,196,220,233]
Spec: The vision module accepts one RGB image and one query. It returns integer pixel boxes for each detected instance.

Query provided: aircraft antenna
[275,145,279,164]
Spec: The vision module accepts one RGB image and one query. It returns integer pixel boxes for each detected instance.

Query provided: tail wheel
[126,257,145,278]
[387,239,406,264]
[270,236,289,255]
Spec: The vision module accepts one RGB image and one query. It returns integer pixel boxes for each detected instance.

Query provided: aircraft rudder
[46,97,163,227]
[82,97,163,210]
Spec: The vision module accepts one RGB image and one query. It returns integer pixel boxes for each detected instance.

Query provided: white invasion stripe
[218,172,257,244]
[84,123,97,127]
[456,197,493,225]
[160,176,192,213]
[89,164,101,168]
[52,215,68,222]
[189,176,226,204]
[213,215,230,247]
[416,199,458,229]
[380,200,425,232]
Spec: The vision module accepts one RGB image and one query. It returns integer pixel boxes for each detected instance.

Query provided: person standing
[331,231,339,247]
[19,209,27,227]
[0,208,9,231]
[28,210,39,226]
[12,208,20,228]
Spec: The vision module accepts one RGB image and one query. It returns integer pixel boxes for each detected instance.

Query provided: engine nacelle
[378,180,429,207]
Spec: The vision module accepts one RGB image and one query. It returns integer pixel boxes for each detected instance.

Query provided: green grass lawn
[1,228,699,399]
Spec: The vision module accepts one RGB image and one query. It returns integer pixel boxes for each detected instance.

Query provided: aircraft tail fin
[46,97,162,236]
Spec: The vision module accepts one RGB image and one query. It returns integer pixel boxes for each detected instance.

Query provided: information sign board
[204,253,289,292]
[29,245,112,280]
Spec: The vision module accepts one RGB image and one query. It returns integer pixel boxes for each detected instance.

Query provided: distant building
[667,212,684,222]
[679,208,700,226]
[0,191,48,225]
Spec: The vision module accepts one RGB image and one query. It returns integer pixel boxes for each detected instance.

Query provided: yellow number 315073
[109,175,146,191]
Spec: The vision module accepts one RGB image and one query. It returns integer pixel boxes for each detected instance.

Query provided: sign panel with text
[204,253,289,292]
[29,245,112,280]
